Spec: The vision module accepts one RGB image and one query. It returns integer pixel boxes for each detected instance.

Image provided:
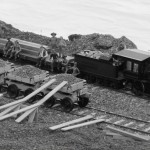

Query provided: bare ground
[0,85,150,150]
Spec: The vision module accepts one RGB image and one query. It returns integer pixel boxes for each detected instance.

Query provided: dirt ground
[0,84,150,150]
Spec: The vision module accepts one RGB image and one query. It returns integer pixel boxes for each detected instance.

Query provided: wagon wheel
[0,83,8,93]
[60,97,74,112]
[7,84,19,98]
[123,80,132,90]
[24,88,35,103]
[35,92,45,101]
[44,96,56,108]
[132,81,145,96]
[78,96,89,108]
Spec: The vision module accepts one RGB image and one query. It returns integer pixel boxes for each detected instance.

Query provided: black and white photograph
[0,0,150,150]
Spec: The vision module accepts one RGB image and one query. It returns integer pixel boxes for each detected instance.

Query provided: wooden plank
[123,122,135,127]
[0,81,67,121]
[15,108,36,123]
[12,105,21,118]
[61,119,105,131]
[28,109,37,123]
[138,124,145,128]
[114,119,125,125]
[105,117,116,122]
[106,126,150,141]
[0,79,56,110]
[49,114,94,130]
[0,104,20,117]
[103,130,121,136]
[144,126,150,132]
[96,115,107,119]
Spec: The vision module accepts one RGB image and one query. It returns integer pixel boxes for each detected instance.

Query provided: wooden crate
[49,80,86,93]
[6,66,48,84]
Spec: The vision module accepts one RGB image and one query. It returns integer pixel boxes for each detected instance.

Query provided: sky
[0,0,150,50]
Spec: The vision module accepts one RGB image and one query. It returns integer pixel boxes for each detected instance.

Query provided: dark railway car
[113,49,150,95]
[74,52,124,88]
[75,49,150,96]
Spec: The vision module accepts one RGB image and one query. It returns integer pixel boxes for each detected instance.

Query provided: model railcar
[74,49,150,96]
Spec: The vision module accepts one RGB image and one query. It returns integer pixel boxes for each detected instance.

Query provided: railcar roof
[114,49,150,61]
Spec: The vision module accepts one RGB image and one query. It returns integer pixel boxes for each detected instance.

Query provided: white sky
[0,0,150,50]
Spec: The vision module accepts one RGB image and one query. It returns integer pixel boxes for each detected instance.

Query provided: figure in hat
[3,37,14,57]
[49,32,58,50]
[58,36,67,58]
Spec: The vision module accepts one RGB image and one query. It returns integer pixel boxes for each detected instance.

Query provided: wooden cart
[2,65,49,101]
[44,74,90,112]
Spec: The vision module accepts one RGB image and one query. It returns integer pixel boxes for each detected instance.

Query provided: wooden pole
[61,119,104,131]
[49,114,95,130]
[106,126,150,141]
[0,79,56,110]
[0,81,67,121]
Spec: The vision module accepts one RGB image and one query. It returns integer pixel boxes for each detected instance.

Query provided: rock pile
[0,20,137,57]
[67,33,137,56]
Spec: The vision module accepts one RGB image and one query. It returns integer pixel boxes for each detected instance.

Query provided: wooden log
[0,79,56,110]
[0,81,67,121]
[106,126,150,141]
[49,114,95,130]
[61,119,104,131]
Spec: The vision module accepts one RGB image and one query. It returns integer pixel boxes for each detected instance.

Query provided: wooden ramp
[0,81,67,123]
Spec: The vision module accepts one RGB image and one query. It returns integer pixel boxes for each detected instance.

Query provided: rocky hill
[0,20,137,56]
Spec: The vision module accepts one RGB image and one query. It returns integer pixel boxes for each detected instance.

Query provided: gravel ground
[0,84,150,150]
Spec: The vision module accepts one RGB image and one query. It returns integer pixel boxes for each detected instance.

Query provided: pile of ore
[67,33,137,57]
[0,59,9,67]
[13,65,45,78]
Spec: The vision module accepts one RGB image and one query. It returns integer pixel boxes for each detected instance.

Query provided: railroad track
[51,103,150,139]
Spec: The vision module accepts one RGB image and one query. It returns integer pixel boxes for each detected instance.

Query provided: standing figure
[49,32,58,51]
[49,49,58,72]
[36,46,48,68]
[9,40,22,61]
[3,37,14,57]
[58,36,67,58]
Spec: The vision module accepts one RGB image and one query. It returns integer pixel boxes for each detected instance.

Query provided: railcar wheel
[35,92,45,101]
[7,84,19,98]
[78,96,89,108]
[132,81,145,96]
[24,88,35,103]
[44,96,56,108]
[60,97,74,112]
[0,83,8,93]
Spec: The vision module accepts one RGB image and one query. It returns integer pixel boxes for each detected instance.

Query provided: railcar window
[133,63,138,73]
[126,61,132,71]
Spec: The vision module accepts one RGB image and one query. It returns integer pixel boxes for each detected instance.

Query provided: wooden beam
[15,108,36,123]
[0,81,67,121]
[0,104,20,117]
[28,109,38,123]
[49,114,95,130]
[0,79,56,110]
[106,126,150,141]
[61,119,105,131]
